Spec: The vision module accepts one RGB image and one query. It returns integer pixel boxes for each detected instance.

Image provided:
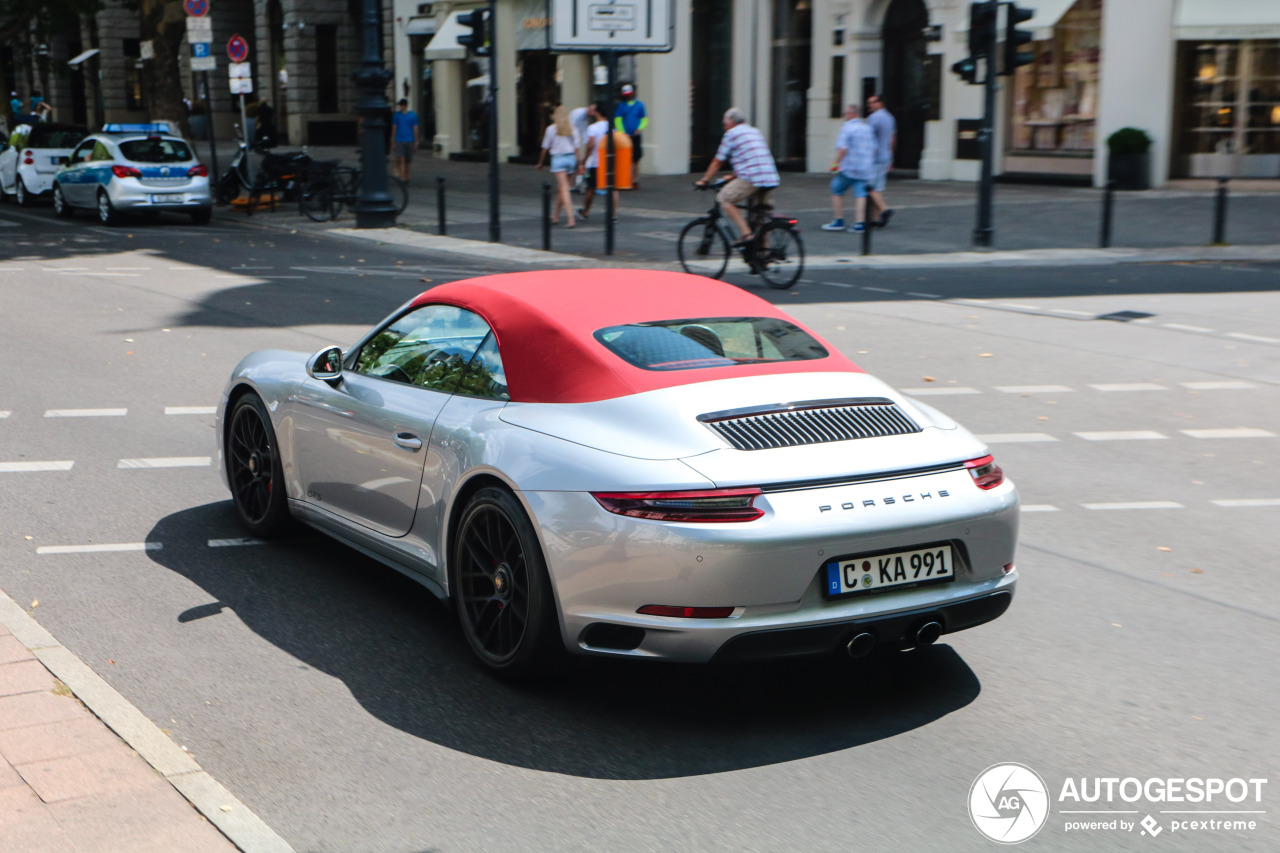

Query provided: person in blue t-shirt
[390,98,420,183]
[612,83,647,185]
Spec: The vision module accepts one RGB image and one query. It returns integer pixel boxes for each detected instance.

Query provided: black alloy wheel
[452,487,558,677]
[226,393,290,536]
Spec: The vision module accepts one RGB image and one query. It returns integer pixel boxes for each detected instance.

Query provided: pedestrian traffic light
[1002,3,1036,75]
[458,9,489,57]
[951,56,980,85]
[968,1,997,59]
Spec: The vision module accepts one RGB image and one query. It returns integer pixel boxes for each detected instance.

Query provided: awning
[424,11,468,61]
[1176,0,1280,39]
[955,0,1076,42]
[405,17,436,37]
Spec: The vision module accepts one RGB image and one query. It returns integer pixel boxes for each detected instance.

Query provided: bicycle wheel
[677,217,731,279]
[299,180,336,222]
[389,176,409,214]
[756,221,805,289]
[332,167,362,219]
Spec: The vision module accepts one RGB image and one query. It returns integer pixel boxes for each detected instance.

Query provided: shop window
[1176,39,1280,177]
[1008,0,1100,157]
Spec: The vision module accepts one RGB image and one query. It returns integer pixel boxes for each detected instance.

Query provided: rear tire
[299,181,336,222]
[756,221,805,289]
[15,177,30,207]
[677,217,731,279]
[225,393,292,537]
[96,191,120,226]
[52,184,74,219]
[190,208,212,225]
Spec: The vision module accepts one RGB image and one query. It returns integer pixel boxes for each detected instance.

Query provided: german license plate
[151,194,183,203]
[825,543,954,598]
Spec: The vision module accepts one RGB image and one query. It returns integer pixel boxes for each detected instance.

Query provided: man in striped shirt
[696,108,780,246]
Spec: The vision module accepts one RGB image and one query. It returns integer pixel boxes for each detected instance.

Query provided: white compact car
[0,123,89,205]
[216,270,1020,678]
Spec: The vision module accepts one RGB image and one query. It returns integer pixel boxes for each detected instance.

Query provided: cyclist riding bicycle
[695,107,780,247]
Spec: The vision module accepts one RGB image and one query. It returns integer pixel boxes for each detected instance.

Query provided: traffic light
[1002,3,1035,75]
[458,9,489,57]
[968,1,997,59]
[951,56,980,85]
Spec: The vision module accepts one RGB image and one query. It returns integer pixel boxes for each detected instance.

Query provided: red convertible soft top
[414,269,861,403]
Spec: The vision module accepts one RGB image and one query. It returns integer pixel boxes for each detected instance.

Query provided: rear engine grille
[699,398,922,451]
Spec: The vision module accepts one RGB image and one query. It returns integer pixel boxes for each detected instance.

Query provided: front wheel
[452,487,560,679]
[299,181,336,222]
[677,217,731,279]
[756,221,805,289]
[225,393,291,537]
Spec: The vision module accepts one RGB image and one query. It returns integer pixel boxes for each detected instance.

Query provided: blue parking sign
[192,42,211,58]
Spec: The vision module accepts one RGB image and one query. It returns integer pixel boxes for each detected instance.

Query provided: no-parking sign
[184,0,209,17]
[227,34,249,62]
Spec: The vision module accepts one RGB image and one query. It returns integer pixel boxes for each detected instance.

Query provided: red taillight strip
[964,455,1004,490]
[637,605,735,618]
[111,165,142,179]
[591,488,764,522]
[187,164,208,177]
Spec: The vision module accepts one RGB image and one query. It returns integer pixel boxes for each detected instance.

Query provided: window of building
[316,25,339,113]
[1007,0,1101,160]
[1174,39,1280,177]
[123,39,144,112]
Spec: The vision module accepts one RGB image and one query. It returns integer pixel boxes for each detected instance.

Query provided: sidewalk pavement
[0,590,292,853]
[207,140,1280,269]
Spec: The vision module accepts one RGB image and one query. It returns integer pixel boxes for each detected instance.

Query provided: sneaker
[849,223,866,233]
[876,209,894,228]
[577,208,589,220]
[820,219,845,231]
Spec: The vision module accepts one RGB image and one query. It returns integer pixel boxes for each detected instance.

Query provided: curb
[0,588,295,853]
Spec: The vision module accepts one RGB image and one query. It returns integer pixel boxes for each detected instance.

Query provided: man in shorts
[390,98,419,183]
[695,108,779,246]
[822,104,875,233]
[866,93,896,227]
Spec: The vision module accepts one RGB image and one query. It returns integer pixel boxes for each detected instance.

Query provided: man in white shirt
[575,103,618,221]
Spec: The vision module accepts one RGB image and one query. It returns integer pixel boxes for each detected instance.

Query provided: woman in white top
[536,105,582,227]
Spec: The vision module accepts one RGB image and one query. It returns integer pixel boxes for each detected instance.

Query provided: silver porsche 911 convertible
[216,269,1019,677]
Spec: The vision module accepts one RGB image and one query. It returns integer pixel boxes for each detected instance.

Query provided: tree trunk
[139,0,191,139]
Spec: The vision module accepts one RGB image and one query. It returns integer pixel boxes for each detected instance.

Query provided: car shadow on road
[148,502,982,781]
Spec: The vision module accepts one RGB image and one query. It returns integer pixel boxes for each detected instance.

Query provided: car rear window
[119,138,193,163]
[26,126,88,149]
[594,317,829,371]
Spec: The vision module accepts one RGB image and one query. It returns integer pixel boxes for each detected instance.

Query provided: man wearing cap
[612,83,646,184]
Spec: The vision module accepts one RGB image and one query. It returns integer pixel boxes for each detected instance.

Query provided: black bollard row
[862,216,872,256]
[1100,180,1115,248]
[1213,177,1229,245]
[542,182,552,251]
[436,175,446,236]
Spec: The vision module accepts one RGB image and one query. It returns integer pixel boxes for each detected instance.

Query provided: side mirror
[307,346,344,382]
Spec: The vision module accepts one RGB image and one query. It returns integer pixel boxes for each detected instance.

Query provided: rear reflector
[637,605,735,619]
[964,455,1004,490]
[592,488,763,522]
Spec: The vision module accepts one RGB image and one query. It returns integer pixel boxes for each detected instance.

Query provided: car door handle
[392,432,423,452]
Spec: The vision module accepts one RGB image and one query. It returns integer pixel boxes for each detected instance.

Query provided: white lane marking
[817,281,857,288]
[0,221,18,227]
[999,303,1041,310]
[1051,309,1095,317]
[1089,383,1167,392]
[165,406,217,415]
[117,457,212,469]
[1213,498,1280,507]
[1226,332,1280,344]
[231,266,274,270]
[1164,323,1215,333]
[1074,430,1169,441]
[902,386,981,396]
[209,538,269,547]
[43,267,89,271]
[37,542,162,554]
[45,408,127,418]
[978,433,1059,443]
[0,460,74,472]
[862,286,897,293]
[106,267,151,271]
[1021,505,1061,512]
[76,272,141,277]
[1181,381,1256,390]
[906,292,940,299]
[215,275,245,279]
[0,411,9,419]
[1180,428,1275,439]
[996,385,1074,394]
[1082,501,1185,510]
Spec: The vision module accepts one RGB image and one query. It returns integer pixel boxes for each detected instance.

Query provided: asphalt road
[1,201,1277,852]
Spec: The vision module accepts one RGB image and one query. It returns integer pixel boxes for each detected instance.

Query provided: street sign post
[227,34,248,63]
[184,0,209,17]
[186,0,217,189]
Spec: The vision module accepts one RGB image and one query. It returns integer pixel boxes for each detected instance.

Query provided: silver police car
[52,123,212,225]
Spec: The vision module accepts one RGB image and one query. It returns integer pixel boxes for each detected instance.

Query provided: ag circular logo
[969,763,1050,844]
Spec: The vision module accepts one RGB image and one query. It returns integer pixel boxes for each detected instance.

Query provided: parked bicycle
[214,125,267,205]
[215,125,312,215]
[299,162,409,222]
[677,179,805,289]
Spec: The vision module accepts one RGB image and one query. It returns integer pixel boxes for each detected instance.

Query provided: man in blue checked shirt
[696,108,780,247]
[822,103,876,233]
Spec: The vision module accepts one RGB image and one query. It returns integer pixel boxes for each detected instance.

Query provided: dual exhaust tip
[845,620,942,658]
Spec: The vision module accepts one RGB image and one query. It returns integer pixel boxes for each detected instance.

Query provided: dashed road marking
[1181,380,1256,390]
[1021,505,1061,512]
[1074,430,1168,441]
[0,411,9,419]
[1089,383,1167,392]
[903,386,981,395]
[1082,501,1184,510]
[45,408,127,418]
[1164,323,1215,333]
[1050,309,1095,317]
[1180,428,1275,439]
[906,292,940,299]
[209,538,269,547]
[0,460,74,472]
[862,286,897,293]
[996,385,1074,394]
[117,457,212,469]
[977,433,1059,443]
[1226,332,1280,344]
[999,303,1041,310]
[165,406,217,415]
[36,542,162,554]
[1213,498,1280,507]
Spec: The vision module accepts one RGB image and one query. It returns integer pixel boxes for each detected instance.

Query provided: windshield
[594,317,829,371]
[26,125,88,149]
[119,138,194,163]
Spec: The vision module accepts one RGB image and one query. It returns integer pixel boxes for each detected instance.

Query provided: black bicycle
[299,163,409,222]
[677,179,805,289]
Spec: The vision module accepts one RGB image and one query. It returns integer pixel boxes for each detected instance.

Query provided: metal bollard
[436,175,446,236]
[1100,180,1115,248]
[542,182,552,251]
[1212,176,1229,245]
[862,217,872,256]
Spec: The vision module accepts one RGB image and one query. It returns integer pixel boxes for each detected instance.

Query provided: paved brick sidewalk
[0,622,237,853]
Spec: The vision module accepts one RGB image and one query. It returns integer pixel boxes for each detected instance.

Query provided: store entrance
[515,51,559,163]
[881,0,930,171]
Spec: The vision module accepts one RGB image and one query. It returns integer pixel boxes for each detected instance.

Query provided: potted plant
[1107,127,1152,190]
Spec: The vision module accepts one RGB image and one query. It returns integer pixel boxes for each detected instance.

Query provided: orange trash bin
[595,131,633,191]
